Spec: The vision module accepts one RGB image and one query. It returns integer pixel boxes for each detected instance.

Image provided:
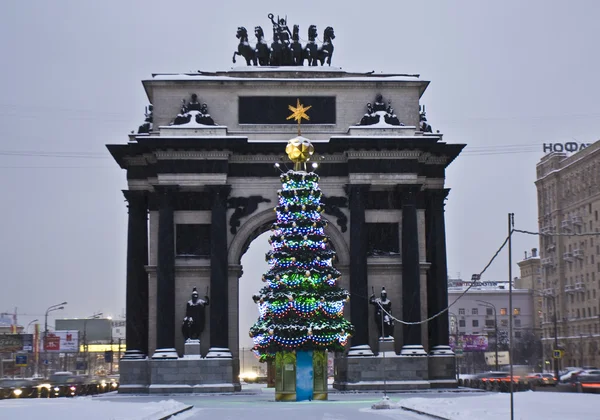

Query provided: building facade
[448,279,534,337]
[535,141,600,368]
[516,249,543,334]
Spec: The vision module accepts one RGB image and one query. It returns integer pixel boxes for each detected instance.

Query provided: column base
[400,345,427,356]
[151,348,179,359]
[121,350,147,360]
[347,344,374,357]
[205,347,232,359]
[430,345,454,356]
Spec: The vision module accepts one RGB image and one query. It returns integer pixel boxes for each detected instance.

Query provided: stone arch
[227,207,350,266]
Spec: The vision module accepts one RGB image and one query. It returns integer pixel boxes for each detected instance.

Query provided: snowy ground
[399,391,600,420]
[1,388,599,420]
[0,397,190,420]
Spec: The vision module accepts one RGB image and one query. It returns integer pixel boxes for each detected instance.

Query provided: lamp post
[543,294,560,380]
[477,300,499,371]
[449,312,459,378]
[43,302,67,377]
[83,312,103,375]
[26,319,39,334]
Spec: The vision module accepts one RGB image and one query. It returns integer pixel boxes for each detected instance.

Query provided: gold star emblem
[287,99,312,135]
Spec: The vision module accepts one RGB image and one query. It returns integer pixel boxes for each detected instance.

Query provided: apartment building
[535,140,600,368]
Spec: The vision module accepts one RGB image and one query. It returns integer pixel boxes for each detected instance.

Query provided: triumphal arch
[108,18,464,393]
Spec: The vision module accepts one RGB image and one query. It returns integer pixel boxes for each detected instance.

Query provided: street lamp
[541,294,560,380]
[43,302,67,378]
[477,299,499,371]
[83,312,103,375]
[26,319,39,333]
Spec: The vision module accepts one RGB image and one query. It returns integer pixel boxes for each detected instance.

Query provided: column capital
[345,184,370,196]
[425,188,450,205]
[153,185,179,195]
[206,185,232,203]
[396,185,423,207]
[122,189,147,202]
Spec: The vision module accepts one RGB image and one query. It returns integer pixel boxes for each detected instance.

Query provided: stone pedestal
[378,338,395,355]
[118,358,239,394]
[428,346,457,388]
[333,355,430,391]
[184,340,201,359]
[118,359,150,394]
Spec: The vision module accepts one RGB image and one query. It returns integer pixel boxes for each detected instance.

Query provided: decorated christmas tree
[249,168,354,361]
[249,101,354,363]
[250,101,354,360]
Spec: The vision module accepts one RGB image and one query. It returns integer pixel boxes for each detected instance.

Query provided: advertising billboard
[0,334,23,353]
[55,318,111,342]
[449,334,489,352]
[44,330,79,353]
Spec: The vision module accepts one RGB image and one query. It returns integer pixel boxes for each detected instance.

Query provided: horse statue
[318,26,335,66]
[269,32,284,66]
[303,25,318,66]
[232,27,256,65]
[254,26,270,66]
[290,25,303,66]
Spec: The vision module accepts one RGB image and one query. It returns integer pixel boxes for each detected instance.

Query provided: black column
[155,186,177,353]
[401,186,422,347]
[426,189,450,349]
[208,185,231,350]
[348,184,370,347]
[123,190,148,359]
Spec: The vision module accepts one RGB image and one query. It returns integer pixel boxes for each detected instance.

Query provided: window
[459,320,466,328]
[500,308,508,315]
[485,319,495,328]
[501,319,508,327]
[472,308,479,315]
[175,224,211,257]
[472,320,479,327]
[513,308,521,315]
[459,308,465,315]
[486,308,493,316]
[515,319,521,327]
[515,331,522,338]
[366,223,399,256]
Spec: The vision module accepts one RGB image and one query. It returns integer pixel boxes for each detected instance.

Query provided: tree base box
[275,350,327,401]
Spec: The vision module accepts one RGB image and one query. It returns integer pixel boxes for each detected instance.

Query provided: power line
[370,235,511,326]
[515,228,600,237]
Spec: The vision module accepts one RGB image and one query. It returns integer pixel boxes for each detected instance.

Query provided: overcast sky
[1,0,599,346]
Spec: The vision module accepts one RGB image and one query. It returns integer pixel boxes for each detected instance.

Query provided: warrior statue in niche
[181,287,210,342]
[369,287,394,338]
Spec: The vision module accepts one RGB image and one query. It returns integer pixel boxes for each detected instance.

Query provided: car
[559,369,584,382]
[557,373,600,393]
[47,373,87,397]
[526,373,556,386]
[0,379,39,399]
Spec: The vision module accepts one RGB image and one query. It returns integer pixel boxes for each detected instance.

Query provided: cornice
[346,150,421,159]
[154,151,231,160]
[229,154,347,163]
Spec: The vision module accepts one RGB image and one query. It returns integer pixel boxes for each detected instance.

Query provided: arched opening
[229,208,350,387]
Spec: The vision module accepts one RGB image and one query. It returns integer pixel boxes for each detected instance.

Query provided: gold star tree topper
[287,98,312,136]
[285,99,314,171]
